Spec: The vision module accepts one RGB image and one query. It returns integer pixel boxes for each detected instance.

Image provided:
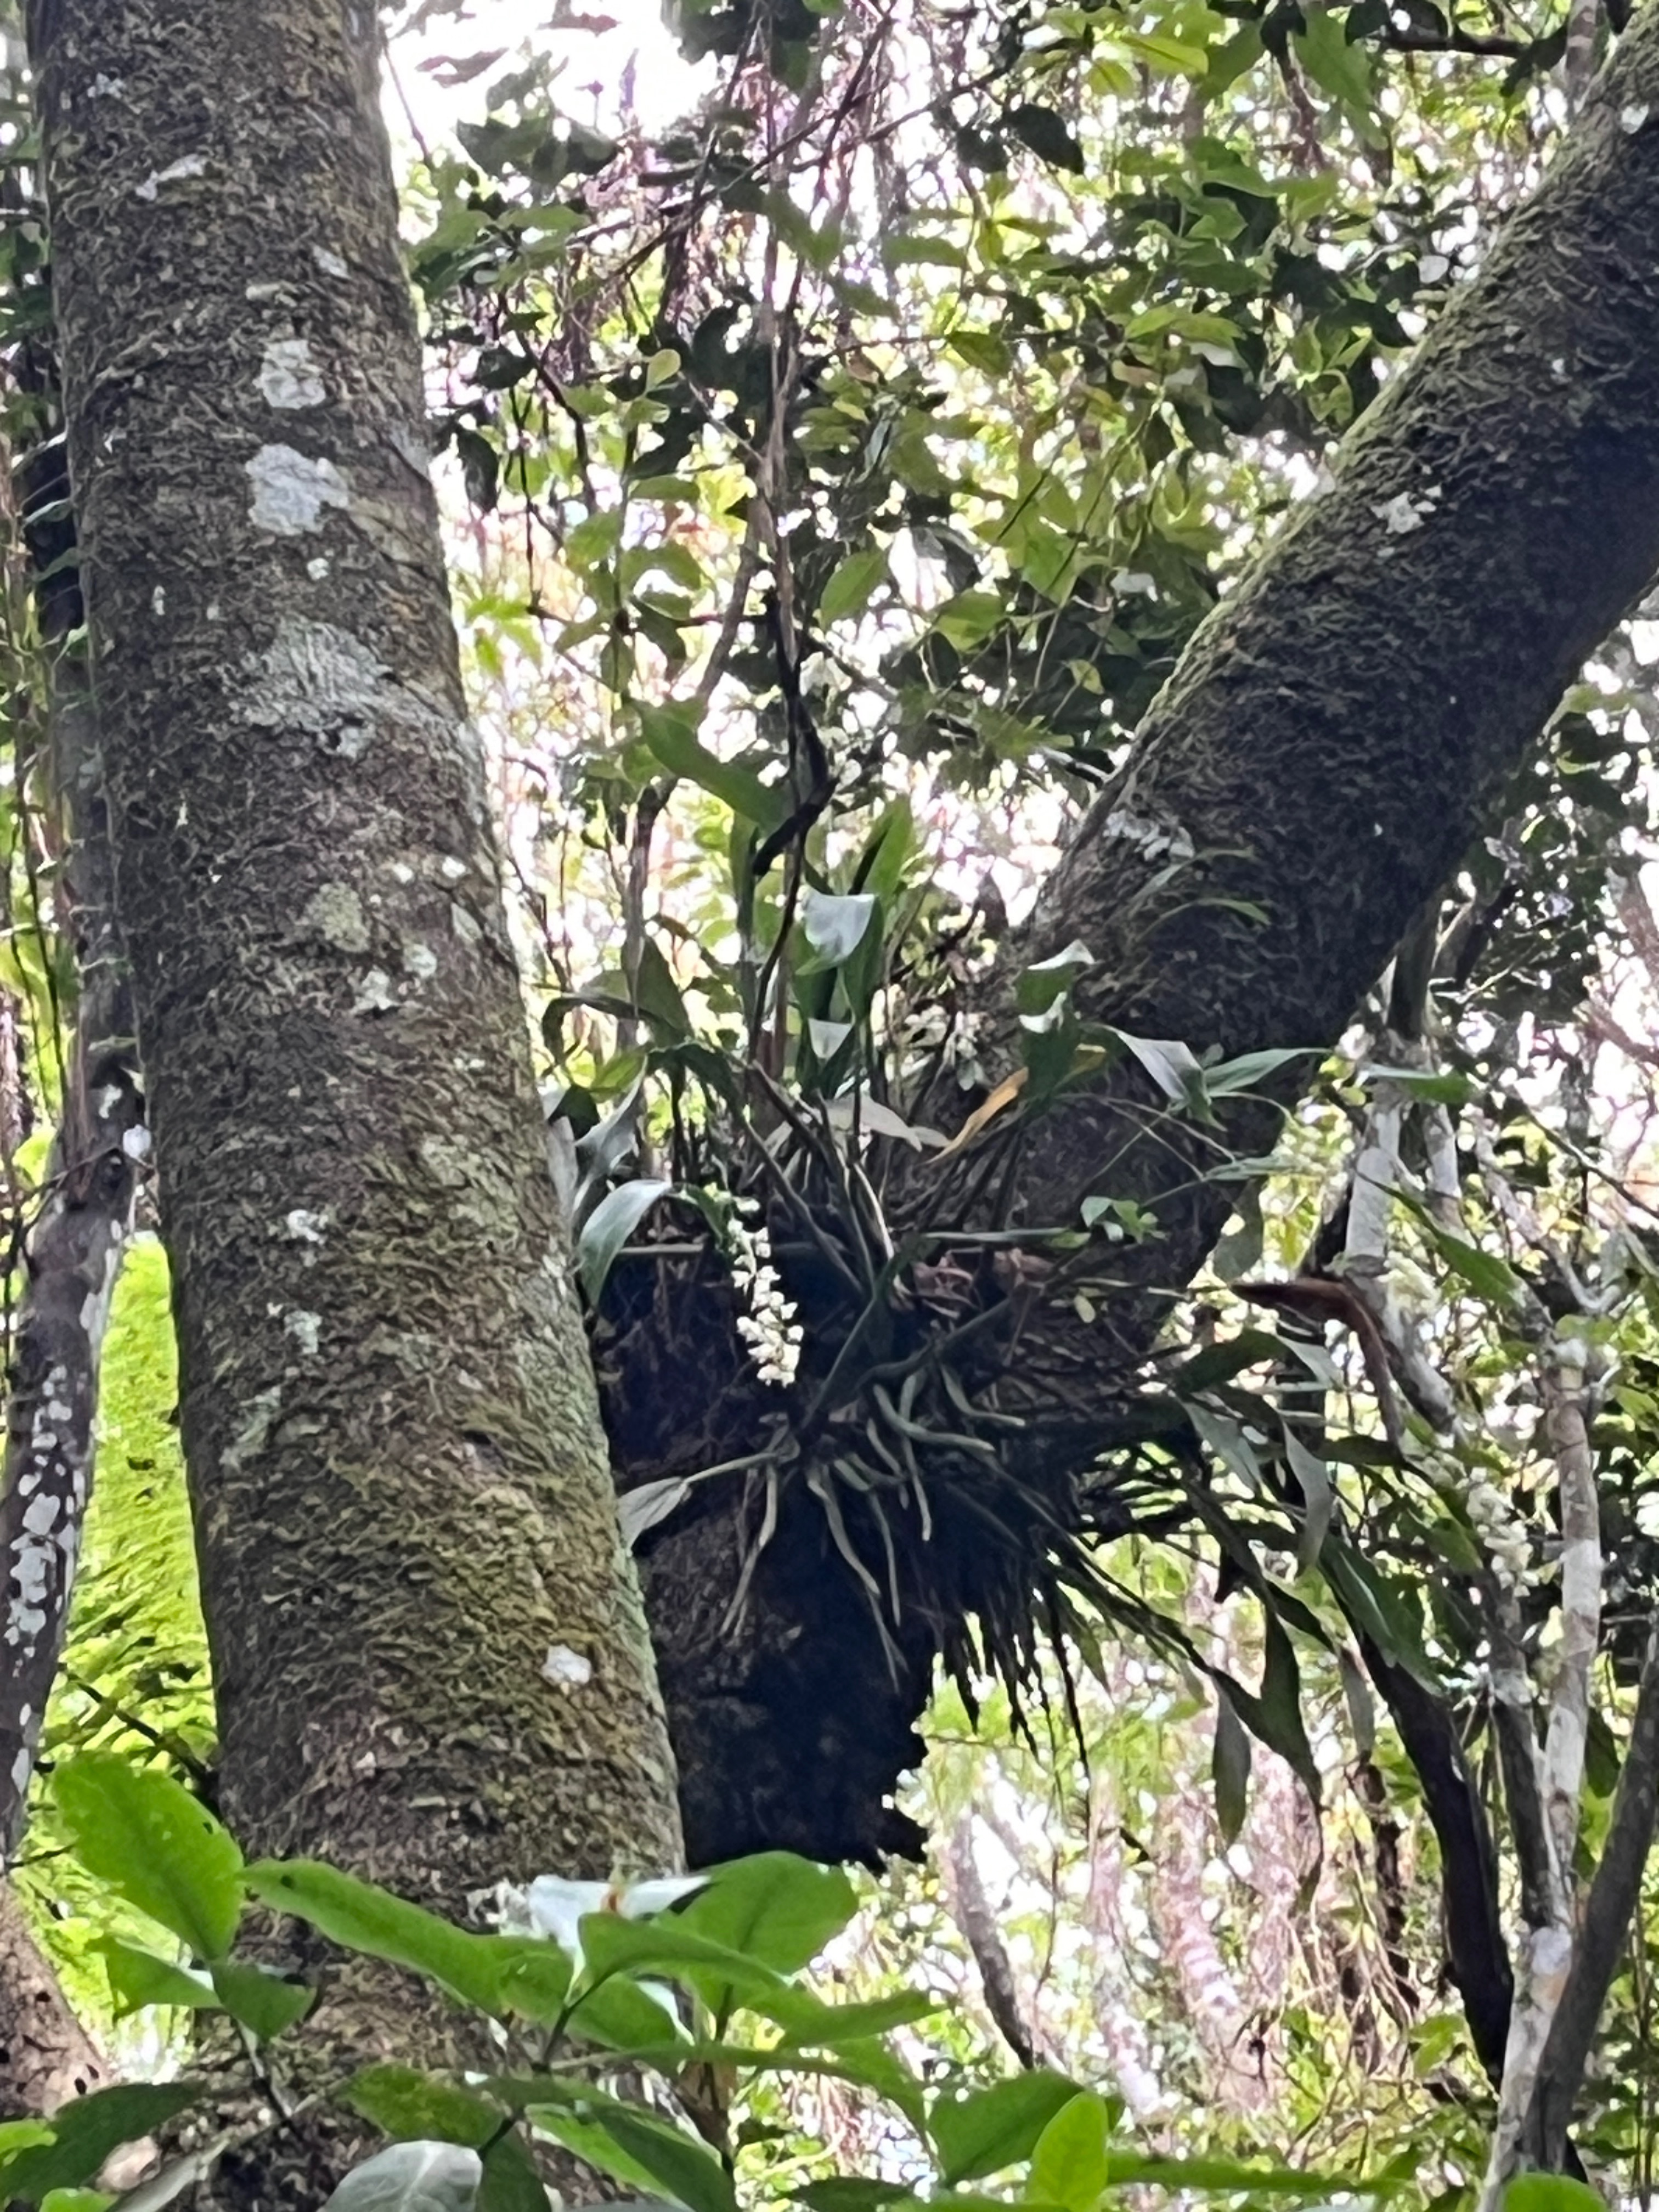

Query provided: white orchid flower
[496,1871,708,1958]
[492,1872,706,2041]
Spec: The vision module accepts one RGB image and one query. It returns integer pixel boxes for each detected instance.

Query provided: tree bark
[1522,1624,1659,2169]
[26,0,682,2182]
[636,8,1659,1861]
[0,1876,105,2119]
[0,574,142,1860]
[938,1816,1037,2069]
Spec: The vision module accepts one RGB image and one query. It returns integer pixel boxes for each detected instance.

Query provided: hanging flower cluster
[730,1201,803,1388]
[1464,1471,1533,1591]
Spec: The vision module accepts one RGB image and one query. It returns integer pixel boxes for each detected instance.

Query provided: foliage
[7,0,1659,2200]
[14,1238,213,2032]
[22,1752,1400,2212]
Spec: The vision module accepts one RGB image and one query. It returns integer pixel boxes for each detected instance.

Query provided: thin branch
[1355,1629,1513,2079]
[1479,1327,1604,2209]
[1525,1624,1659,2167]
[939,1816,1039,2069]
[1377,23,1537,54]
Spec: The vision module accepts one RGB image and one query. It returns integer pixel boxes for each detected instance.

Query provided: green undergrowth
[15,1233,213,2038]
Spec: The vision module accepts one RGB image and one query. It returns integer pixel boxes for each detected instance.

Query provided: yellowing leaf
[934,1068,1029,1160]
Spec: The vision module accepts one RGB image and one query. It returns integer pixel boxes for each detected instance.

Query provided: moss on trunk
[26,1,682,2185]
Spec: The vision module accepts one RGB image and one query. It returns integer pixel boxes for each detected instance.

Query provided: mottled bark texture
[0,1876,105,2118]
[633,10,1659,1864]
[27,0,680,2118]
[0,659,141,1862]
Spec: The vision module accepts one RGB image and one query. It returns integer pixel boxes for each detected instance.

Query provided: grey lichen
[258,336,326,411]
[246,443,350,535]
[299,883,371,954]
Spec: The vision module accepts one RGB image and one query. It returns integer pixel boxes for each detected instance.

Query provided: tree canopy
[4,0,1659,2207]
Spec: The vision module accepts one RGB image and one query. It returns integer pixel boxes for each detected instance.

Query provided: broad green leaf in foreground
[55,1756,242,1961]
[245,1860,505,2015]
[930,2073,1084,2185]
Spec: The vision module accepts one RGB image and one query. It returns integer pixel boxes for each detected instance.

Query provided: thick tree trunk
[27,0,681,2181]
[636,8,1659,1861]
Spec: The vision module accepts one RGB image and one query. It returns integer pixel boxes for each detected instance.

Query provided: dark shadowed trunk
[27,0,682,2193]
[0,1878,105,2118]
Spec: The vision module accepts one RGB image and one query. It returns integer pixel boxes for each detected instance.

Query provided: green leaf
[94,1936,218,2019]
[1170,1329,1285,1393]
[1026,2092,1360,2195]
[639,702,789,832]
[55,1755,243,1961]
[345,2066,503,2149]
[1111,1031,1207,1112]
[1221,1612,1322,1810]
[576,1911,785,2006]
[1505,2180,1607,2212]
[566,509,624,571]
[793,2185,909,2212]
[1016,942,1093,1016]
[1425,1224,1523,1309]
[578,1178,674,1303]
[1211,1689,1251,1846]
[806,1018,854,1062]
[1,2086,202,2201]
[1294,7,1380,137]
[677,1852,857,1973]
[802,891,877,966]
[571,1911,930,2049]
[1121,27,1211,72]
[1004,103,1085,173]
[322,2142,482,2212]
[1321,1539,1437,1688]
[1027,2090,1112,2212]
[573,1974,691,2050]
[820,2035,927,2129]
[211,1958,314,2041]
[481,1934,573,2027]
[39,2193,114,2212]
[819,548,888,623]
[0,2123,57,2179]
[1339,1645,1377,1759]
[1203,1047,1311,1097]
[947,331,1013,377]
[1284,1429,1334,1572]
[1188,1403,1261,1492]
[754,1984,938,2047]
[245,1860,507,2016]
[1358,1063,1474,1107]
[931,591,1005,651]
[523,2085,736,2212]
[930,2073,1083,2185]
[478,2134,549,2212]
[631,938,692,1040]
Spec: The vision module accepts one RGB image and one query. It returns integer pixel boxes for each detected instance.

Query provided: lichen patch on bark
[245,443,349,535]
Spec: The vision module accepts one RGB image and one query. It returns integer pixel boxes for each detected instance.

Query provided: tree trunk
[634,8,1659,1863]
[0,1877,105,2118]
[26,0,682,2176]
[0,411,142,1858]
